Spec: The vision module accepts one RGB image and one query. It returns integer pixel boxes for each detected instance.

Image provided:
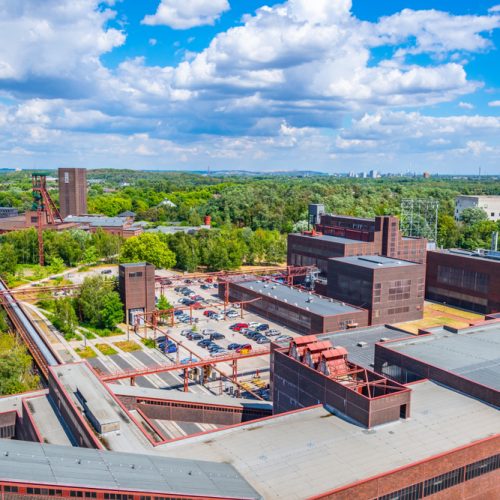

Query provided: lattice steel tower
[400,199,439,243]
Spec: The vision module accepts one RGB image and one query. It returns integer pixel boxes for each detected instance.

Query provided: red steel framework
[31,173,63,266]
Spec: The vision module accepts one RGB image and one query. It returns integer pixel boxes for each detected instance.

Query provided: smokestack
[204,215,211,227]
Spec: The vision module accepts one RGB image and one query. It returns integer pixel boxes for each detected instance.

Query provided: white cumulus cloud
[142,0,230,29]
[489,100,500,107]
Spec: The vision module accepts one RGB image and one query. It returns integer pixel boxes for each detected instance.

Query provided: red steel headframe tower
[32,173,63,266]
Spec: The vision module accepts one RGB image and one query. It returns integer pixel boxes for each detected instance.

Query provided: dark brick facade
[288,214,427,277]
[327,258,425,324]
[118,263,156,323]
[426,250,500,314]
[271,346,411,428]
[58,168,87,218]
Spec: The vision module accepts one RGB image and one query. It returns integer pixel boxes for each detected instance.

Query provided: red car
[192,302,205,310]
[204,310,216,316]
[236,344,252,353]
[230,323,249,331]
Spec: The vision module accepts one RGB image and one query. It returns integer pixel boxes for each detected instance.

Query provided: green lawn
[95,343,118,356]
[114,341,142,352]
[75,346,97,359]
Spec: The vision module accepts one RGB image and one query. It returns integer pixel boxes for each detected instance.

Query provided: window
[423,467,462,496]
[466,454,500,480]
[378,482,422,500]
[4,486,19,493]
[128,271,143,278]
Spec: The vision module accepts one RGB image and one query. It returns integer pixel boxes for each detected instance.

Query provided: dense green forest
[1,170,500,279]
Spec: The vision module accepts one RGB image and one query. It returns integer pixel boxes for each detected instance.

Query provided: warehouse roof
[331,255,420,269]
[0,440,260,499]
[290,233,361,245]
[237,279,363,316]
[156,381,500,499]
[429,248,500,264]
[64,215,129,227]
[318,325,413,368]
[379,321,500,391]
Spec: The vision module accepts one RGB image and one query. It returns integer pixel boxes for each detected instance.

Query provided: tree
[49,256,65,274]
[157,294,172,311]
[120,233,176,269]
[100,292,124,329]
[53,297,78,338]
[459,207,488,225]
[0,243,18,277]
[77,275,122,329]
[168,232,199,271]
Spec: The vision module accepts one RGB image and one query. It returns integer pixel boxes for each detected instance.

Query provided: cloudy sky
[0,0,499,174]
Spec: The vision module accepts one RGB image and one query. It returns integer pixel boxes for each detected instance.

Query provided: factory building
[218,276,369,334]
[118,263,155,324]
[58,167,87,218]
[374,318,500,408]
[0,207,18,218]
[271,336,411,427]
[327,255,425,324]
[426,249,500,313]
[288,210,427,277]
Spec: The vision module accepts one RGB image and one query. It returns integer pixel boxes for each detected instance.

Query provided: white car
[226,311,239,319]
[213,314,225,321]
[248,322,261,328]
[266,329,280,336]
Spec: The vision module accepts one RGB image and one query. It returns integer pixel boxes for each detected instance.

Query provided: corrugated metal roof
[0,440,261,499]
[237,280,362,316]
[382,322,500,390]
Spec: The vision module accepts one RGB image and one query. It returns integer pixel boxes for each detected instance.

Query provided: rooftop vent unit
[380,337,390,342]
[357,341,368,348]
[284,299,288,303]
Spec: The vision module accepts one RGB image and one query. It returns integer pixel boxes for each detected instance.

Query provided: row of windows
[128,272,143,278]
[376,453,499,500]
[387,306,410,315]
[137,399,265,415]
[437,265,489,293]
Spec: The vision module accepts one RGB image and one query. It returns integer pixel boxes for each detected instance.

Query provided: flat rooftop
[429,248,500,264]
[331,255,420,269]
[52,364,152,453]
[237,279,363,316]
[156,381,500,499]
[0,440,260,499]
[64,215,129,227]
[318,325,413,369]
[290,232,361,245]
[379,321,500,391]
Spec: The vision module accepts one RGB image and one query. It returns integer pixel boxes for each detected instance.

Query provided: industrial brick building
[374,318,500,408]
[58,167,87,218]
[288,212,427,276]
[426,249,500,313]
[327,255,425,324]
[118,263,155,324]
[218,276,369,334]
[271,335,411,427]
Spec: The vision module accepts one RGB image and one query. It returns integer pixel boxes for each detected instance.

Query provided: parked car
[204,310,217,317]
[181,329,194,336]
[187,332,203,341]
[192,302,205,310]
[210,332,225,340]
[100,269,112,274]
[227,343,241,350]
[210,349,227,357]
[255,324,269,332]
[256,336,270,344]
[202,328,217,336]
[266,329,280,336]
[208,343,221,352]
[192,295,204,301]
[276,335,293,342]
[230,323,249,331]
[197,339,212,348]
[248,322,261,328]
[212,314,224,321]
[212,283,218,288]
[226,310,239,319]
[235,344,252,354]
[200,284,210,290]
[174,310,184,316]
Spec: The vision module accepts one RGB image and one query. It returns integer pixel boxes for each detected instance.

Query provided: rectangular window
[465,454,500,480]
[423,468,462,496]
[378,482,422,500]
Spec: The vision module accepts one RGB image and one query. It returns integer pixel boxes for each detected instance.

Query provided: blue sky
[0,0,499,174]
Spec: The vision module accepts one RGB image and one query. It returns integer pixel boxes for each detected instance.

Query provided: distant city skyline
[0,0,499,173]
